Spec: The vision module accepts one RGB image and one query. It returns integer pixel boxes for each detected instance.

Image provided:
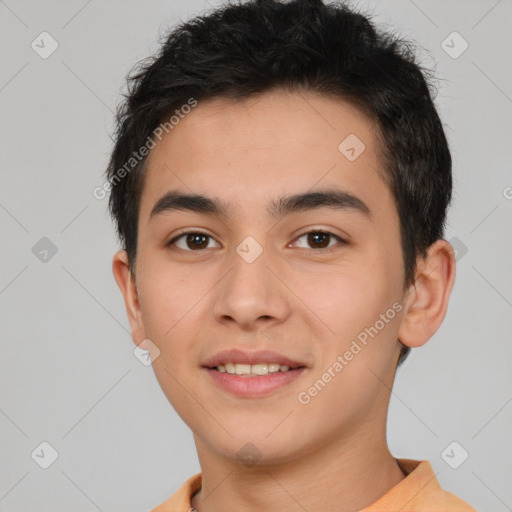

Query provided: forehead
[139,88,391,222]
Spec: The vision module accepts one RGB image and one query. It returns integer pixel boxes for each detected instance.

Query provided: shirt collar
[151,459,448,512]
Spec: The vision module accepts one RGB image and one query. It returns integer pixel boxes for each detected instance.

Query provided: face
[116,88,411,466]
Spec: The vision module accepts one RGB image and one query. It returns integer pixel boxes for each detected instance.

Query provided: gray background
[0,0,511,510]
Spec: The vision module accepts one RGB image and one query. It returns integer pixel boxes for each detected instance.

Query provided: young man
[107,0,477,510]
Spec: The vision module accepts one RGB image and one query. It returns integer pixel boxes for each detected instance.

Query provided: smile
[204,366,307,397]
[213,362,300,375]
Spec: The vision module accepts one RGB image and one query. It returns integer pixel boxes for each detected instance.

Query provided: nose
[210,240,291,331]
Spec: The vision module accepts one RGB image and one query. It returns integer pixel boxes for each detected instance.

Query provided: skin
[113,88,456,512]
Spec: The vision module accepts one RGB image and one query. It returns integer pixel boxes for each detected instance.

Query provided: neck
[190,425,405,512]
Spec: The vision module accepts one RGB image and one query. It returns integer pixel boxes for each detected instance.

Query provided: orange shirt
[150,459,477,511]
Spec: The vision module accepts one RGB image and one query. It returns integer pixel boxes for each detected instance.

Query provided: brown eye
[167,232,219,251]
[166,229,346,253]
[293,230,346,250]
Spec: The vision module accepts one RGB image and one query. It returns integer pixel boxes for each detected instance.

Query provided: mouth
[204,366,307,397]
[201,348,309,396]
[206,362,306,377]
[202,348,307,372]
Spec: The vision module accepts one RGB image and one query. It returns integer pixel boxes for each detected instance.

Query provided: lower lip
[204,367,306,397]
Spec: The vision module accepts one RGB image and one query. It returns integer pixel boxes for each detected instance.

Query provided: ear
[112,250,148,349]
[397,239,456,348]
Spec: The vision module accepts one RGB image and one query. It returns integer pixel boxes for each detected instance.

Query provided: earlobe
[397,239,456,349]
[112,250,146,346]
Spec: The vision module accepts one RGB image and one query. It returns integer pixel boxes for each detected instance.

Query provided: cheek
[136,262,211,374]
[298,256,395,337]
[297,254,403,389]
[137,263,197,337]
[137,270,202,420]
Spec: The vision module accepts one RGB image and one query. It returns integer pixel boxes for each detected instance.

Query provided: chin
[221,434,306,466]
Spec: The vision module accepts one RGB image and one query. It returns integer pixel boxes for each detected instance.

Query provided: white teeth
[251,364,268,375]
[214,362,296,375]
[235,364,251,375]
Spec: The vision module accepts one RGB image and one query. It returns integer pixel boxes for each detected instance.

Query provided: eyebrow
[149,188,372,221]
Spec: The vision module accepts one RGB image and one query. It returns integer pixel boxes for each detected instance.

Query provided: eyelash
[166,229,347,253]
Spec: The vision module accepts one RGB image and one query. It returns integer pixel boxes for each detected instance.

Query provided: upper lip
[202,349,307,369]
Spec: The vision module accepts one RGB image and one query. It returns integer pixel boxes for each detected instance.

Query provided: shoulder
[408,486,478,511]
[362,459,478,511]
[149,472,202,512]
[399,459,478,512]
